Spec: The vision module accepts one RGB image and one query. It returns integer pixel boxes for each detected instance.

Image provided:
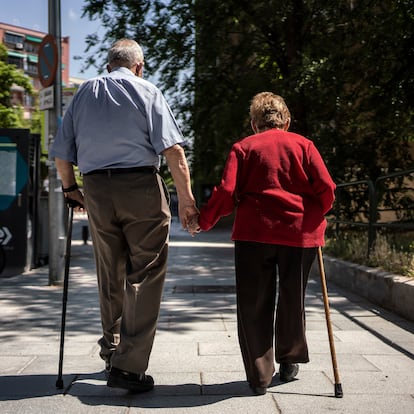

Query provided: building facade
[0,22,70,118]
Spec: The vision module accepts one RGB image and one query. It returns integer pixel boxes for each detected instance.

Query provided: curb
[310,255,414,321]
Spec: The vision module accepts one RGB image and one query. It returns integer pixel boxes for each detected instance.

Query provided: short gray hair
[108,38,144,68]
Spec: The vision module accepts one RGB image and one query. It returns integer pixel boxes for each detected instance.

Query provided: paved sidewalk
[0,214,413,413]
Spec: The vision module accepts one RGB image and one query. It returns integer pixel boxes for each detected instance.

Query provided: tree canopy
[81,0,414,199]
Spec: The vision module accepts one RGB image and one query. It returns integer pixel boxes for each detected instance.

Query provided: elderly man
[50,38,199,392]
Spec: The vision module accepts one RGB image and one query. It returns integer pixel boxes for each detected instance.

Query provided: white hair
[108,39,144,68]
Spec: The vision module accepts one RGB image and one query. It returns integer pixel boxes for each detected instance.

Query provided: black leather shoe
[248,381,269,395]
[252,386,267,395]
[107,367,154,392]
[279,363,299,382]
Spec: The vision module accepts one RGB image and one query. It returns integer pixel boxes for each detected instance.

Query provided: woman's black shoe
[279,363,299,382]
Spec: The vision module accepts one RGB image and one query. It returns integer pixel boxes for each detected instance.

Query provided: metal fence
[328,168,414,256]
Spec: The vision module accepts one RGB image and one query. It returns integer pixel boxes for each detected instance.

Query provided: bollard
[82,225,89,245]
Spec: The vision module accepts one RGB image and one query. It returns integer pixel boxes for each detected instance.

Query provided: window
[25,43,39,54]
[27,61,38,75]
[4,32,24,47]
[7,56,24,70]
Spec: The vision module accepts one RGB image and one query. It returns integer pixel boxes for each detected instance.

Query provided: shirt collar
[110,66,135,76]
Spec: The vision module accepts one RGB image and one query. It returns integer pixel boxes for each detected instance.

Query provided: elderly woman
[198,92,336,395]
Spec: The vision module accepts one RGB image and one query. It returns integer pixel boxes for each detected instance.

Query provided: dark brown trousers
[83,171,170,373]
[234,241,317,388]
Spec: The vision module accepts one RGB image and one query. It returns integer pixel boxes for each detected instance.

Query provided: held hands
[187,213,201,236]
[180,204,201,236]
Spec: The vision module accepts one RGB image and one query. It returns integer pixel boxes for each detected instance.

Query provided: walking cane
[317,246,343,398]
[56,200,79,389]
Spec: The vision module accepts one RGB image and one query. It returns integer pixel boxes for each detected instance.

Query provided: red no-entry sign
[38,34,58,88]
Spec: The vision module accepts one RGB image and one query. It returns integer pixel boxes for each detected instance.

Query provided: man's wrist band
[62,183,79,193]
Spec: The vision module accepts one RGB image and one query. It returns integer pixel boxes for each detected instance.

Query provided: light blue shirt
[50,67,185,174]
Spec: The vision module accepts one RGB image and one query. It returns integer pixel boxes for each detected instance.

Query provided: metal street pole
[48,0,65,285]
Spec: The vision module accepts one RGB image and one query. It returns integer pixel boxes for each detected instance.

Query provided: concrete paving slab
[153,330,238,343]
[268,370,336,397]
[394,341,414,355]
[335,330,384,344]
[150,342,198,355]
[198,342,240,356]
[69,373,136,397]
[163,321,228,332]
[125,394,279,414]
[304,320,333,330]
[201,373,253,396]
[0,395,127,414]
[324,337,402,355]
[0,341,97,356]
[1,220,414,413]
[330,318,368,331]
[19,355,102,375]
[0,356,36,374]
[364,354,414,372]
[304,353,379,372]
[338,370,414,394]
[0,373,76,398]
[274,393,414,414]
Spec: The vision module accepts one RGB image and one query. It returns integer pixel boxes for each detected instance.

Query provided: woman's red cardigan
[198,129,336,247]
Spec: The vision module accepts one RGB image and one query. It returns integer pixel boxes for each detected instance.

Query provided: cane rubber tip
[334,383,343,398]
[56,378,64,389]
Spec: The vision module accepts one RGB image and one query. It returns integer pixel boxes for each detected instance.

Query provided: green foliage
[325,231,414,278]
[0,43,34,128]
[81,0,194,133]
[81,0,414,199]
[192,0,414,188]
[301,1,414,182]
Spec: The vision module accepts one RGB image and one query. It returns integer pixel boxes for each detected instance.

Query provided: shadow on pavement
[0,370,337,408]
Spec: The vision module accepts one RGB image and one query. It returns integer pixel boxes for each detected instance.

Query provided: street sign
[38,34,58,88]
[39,85,54,110]
[0,227,12,246]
